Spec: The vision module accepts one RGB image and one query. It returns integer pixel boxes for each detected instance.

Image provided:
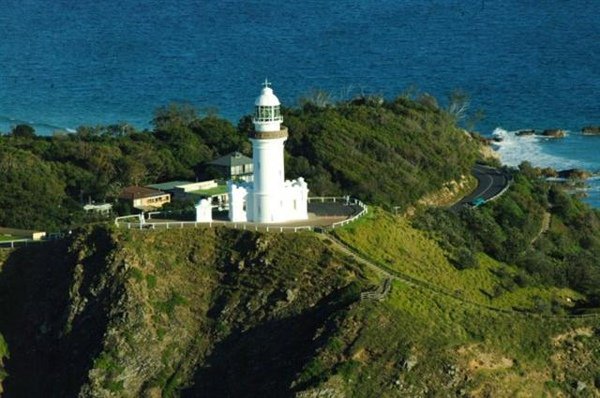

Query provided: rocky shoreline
[514,128,567,138]
[509,125,600,139]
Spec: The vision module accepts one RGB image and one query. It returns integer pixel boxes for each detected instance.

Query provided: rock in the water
[516,129,536,136]
[541,129,567,138]
[582,126,600,135]
[557,168,591,180]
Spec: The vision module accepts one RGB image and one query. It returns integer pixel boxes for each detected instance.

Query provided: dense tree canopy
[0,147,67,229]
[0,94,482,230]
[414,162,600,301]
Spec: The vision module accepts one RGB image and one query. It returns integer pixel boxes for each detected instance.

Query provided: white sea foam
[492,127,587,170]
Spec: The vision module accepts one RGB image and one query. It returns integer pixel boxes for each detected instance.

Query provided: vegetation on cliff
[1,215,599,396]
[0,226,373,396]
[0,93,479,230]
[414,162,600,304]
[1,91,599,396]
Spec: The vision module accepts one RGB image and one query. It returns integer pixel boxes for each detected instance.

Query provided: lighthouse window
[255,106,282,122]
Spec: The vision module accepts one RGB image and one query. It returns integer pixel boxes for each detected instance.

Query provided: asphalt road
[452,164,510,210]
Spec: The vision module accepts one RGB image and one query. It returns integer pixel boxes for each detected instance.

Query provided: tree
[11,124,36,139]
[0,148,67,229]
[447,89,470,121]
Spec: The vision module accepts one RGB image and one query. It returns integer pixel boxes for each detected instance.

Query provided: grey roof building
[208,152,253,181]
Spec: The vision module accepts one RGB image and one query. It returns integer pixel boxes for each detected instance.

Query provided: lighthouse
[228,81,308,223]
[251,80,288,222]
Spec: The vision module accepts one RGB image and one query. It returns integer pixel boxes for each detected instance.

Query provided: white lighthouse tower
[251,80,288,223]
[228,81,308,223]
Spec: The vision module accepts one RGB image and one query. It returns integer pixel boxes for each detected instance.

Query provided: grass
[332,208,580,312]
[188,184,228,198]
[0,235,15,242]
[313,277,600,397]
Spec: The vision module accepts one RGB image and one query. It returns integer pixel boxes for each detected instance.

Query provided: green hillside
[0,220,599,396]
[0,95,480,230]
[1,95,599,396]
[279,96,480,208]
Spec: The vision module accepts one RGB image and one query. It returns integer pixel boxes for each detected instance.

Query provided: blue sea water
[0,0,598,205]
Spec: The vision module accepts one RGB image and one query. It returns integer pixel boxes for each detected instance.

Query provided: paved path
[451,164,511,210]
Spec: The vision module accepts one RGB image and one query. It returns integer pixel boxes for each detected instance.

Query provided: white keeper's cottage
[227,81,309,223]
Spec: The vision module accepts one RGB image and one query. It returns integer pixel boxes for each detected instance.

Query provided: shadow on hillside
[182,287,356,398]
[0,227,118,396]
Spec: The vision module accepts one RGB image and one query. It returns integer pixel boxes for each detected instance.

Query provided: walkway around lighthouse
[114,197,369,233]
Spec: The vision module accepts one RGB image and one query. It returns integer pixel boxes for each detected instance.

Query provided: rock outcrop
[582,126,600,135]
[557,168,592,180]
[541,129,567,138]
[515,129,536,136]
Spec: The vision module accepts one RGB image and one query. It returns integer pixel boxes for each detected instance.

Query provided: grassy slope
[302,209,600,396]
[0,219,599,396]
[313,282,599,397]
[333,208,580,311]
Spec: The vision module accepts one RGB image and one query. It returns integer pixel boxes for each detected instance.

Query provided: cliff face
[0,226,368,397]
[1,221,600,397]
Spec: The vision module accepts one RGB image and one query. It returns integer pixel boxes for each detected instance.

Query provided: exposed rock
[516,129,536,136]
[541,129,567,138]
[403,356,418,371]
[557,168,591,180]
[286,288,298,303]
[575,380,587,392]
[582,126,600,135]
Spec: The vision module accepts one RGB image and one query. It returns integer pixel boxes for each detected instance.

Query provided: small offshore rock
[541,129,567,138]
[582,126,600,135]
[515,129,536,136]
[557,168,591,180]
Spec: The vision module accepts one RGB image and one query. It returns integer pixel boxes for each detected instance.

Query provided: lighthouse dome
[255,86,281,106]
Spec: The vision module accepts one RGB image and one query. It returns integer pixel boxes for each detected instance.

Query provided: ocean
[0,0,598,205]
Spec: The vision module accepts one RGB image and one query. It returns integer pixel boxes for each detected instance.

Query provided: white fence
[114,196,368,233]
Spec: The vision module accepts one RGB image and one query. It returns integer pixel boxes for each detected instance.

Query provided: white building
[228,81,309,223]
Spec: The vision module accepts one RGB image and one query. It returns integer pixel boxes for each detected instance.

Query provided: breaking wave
[491,128,592,170]
[0,115,75,135]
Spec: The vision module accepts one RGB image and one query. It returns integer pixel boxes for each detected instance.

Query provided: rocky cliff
[1,220,600,397]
